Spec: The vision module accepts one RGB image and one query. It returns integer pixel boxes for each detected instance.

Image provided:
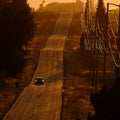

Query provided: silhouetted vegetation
[83,0,120,119]
[96,0,106,30]
[84,0,89,26]
[88,79,120,120]
[0,0,36,76]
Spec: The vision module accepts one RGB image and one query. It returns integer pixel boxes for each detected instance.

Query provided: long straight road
[3,12,73,120]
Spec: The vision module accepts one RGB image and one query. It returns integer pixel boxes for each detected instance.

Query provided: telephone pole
[106,3,120,81]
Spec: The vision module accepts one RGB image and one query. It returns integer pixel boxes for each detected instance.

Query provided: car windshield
[36,77,43,80]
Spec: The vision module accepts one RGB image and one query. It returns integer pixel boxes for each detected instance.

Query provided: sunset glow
[27,0,120,10]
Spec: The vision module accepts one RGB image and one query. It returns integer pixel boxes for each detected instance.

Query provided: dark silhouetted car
[35,77,44,85]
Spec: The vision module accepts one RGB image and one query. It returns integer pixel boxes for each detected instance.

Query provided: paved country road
[3,12,73,120]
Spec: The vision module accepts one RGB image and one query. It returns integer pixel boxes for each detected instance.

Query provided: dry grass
[61,12,95,120]
[62,50,95,120]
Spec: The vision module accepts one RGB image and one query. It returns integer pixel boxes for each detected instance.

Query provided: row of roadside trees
[82,0,120,120]
[0,0,36,77]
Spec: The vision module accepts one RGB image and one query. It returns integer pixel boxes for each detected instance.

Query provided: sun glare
[27,0,120,10]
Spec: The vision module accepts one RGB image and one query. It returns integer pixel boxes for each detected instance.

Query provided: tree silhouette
[88,80,120,120]
[84,0,89,26]
[96,0,106,30]
[0,0,36,76]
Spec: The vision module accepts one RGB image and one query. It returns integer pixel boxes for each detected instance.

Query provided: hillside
[39,0,84,12]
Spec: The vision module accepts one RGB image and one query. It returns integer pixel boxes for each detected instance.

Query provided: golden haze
[27,0,120,10]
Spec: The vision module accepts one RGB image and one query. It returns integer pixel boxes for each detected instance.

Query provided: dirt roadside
[61,48,95,120]
[61,12,95,120]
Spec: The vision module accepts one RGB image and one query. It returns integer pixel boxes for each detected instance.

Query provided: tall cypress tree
[84,0,89,27]
[96,0,106,30]
[0,0,36,76]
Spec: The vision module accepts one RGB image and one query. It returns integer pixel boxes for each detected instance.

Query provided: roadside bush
[88,80,120,120]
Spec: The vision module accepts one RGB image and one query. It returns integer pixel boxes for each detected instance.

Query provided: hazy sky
[27,0,120,10]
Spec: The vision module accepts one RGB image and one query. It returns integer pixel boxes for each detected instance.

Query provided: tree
[84,0,89,26]
[96,0,106,30]
[0,0,36,76]
[80,32,85,51]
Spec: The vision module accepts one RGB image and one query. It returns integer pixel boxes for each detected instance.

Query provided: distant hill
[39,0,84,12]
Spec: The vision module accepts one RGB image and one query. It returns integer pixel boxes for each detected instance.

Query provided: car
[35,77,44,85]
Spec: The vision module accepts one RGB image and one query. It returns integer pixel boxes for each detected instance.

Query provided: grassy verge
[61,12,95,120]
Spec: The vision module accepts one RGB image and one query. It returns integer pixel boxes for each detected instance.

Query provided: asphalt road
[3,12,73,120]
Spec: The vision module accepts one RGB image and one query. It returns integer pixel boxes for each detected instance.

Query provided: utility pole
[106,3,120,82]
[103,3,109,86]
[87,0,95,87]
[115,4,120,81]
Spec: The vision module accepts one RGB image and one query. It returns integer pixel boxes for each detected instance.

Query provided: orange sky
[27,0,120,10]
[27,0,76,9]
